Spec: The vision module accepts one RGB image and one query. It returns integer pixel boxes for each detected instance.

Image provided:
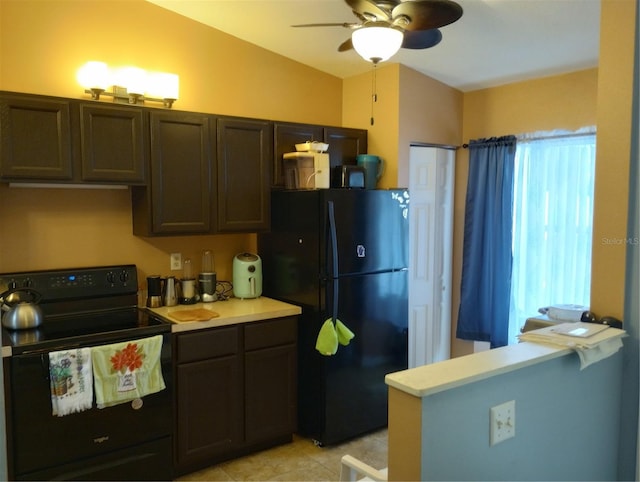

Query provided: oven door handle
[16,345,82,381]
[40,353,50,380]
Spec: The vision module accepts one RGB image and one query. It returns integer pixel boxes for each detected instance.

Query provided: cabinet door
[0,94,73,180]
[244,317,297,444]
[273,122,324,187]
[217,117,272,232]
[175,356,242,469]
[138,111,213,235]
[79,103,147,183]
[323,126,368,168]
[244,344,297,444]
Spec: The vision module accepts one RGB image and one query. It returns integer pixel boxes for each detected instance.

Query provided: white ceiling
[146,0,601,92]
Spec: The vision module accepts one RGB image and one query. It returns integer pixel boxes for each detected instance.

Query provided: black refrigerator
[258,188,409,446]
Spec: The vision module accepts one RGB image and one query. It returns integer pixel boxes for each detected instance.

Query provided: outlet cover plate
[170,253,182,271]
[490,400,515,446]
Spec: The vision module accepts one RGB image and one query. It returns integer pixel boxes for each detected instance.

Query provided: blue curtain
[456,136,516,348]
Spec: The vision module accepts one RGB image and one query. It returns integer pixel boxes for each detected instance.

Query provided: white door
[408,145,455,368]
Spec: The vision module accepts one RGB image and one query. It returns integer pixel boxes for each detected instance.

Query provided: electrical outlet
[170,253,182,271]
[490,400,515,446]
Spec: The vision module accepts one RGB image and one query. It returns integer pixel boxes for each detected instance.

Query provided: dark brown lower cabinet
[244,320,297,445]
[174,317,297,476]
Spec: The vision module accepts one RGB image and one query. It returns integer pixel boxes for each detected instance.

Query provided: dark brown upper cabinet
[132,111,214,236]
[272,122,324,188]
[0,93,74,181]
[216,117,272,233]
[78,103,147,184]
[323,126,368,168]
[0,92,149,184]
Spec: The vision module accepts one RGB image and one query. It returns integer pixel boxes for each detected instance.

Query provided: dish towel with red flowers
[91,335,165,409]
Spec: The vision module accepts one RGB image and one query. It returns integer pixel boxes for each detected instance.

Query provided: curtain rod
[462,130,596,148]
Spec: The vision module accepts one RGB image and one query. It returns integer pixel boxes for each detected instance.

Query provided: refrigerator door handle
[327,201,339,322]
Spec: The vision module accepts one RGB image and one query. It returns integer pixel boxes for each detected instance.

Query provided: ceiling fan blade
[338,38,354,52]
[292,22,360,28]
[345,0,390,21]
[392,0,463,31]
[401,29,442,49]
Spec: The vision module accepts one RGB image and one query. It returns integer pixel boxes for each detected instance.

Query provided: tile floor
[176,429,388,481]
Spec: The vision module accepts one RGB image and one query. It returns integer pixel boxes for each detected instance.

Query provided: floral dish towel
[91,335,165,409]
[49,348,93,417]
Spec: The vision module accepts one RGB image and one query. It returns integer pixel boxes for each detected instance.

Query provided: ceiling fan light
[352,26,403,63]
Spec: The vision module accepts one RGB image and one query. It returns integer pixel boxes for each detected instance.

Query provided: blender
[199,250,217,302]
[179,258,198,304]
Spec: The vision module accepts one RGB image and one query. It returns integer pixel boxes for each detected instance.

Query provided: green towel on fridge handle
[315,319,338,356]
[336,319,355,346]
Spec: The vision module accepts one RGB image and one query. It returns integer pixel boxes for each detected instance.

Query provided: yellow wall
[342,63,464,188]
[0,0,343,123]
[397,65,463,185]
[0,0,343,282]
[342,64,402,188]
[591,0,637,319]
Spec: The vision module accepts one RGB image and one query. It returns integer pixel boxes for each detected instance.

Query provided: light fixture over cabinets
[351,25,404,64]
[77,61,179,108]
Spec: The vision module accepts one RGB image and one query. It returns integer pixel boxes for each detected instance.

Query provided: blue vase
[356,155,384,189]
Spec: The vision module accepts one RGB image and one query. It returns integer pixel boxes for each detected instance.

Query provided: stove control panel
[0,265,138,302]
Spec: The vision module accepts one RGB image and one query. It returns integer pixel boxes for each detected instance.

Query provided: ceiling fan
[293,0,463,63]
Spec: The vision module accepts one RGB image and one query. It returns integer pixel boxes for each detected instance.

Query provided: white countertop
[385,342,571,398]
[147,296,302,333]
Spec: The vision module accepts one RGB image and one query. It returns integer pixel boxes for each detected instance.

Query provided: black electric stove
[0,264,170,354]
[1,265,174,481]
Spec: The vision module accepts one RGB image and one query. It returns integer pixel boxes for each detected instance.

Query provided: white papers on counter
[518,322,625,370]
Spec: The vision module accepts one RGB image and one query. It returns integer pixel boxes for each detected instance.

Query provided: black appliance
[258,189,409,445]
[0,265,173,481]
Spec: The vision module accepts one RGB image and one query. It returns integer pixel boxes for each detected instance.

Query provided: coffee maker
[199,250,217,302]
[146,275,163,308]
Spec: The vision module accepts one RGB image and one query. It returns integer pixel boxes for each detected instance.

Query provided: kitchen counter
[385,332,627,481]
[0,297,301,358]
[385,341,570,398]
[146,296,301,332]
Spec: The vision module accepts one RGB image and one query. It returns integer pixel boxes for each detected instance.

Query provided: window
[508,129,597,344]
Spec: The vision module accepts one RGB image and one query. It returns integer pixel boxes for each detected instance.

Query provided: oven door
[7,333,173,481]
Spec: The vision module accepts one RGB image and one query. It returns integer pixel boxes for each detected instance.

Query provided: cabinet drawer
[244,317,297,351]
[176,326,238,363]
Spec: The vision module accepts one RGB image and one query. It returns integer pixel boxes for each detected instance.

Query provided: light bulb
[76,61,110,90]
[352,26,404,63]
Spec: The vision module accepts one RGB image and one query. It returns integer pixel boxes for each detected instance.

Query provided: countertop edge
[147,297,302,333]
[2,298,302,357]
[385,342,572,398]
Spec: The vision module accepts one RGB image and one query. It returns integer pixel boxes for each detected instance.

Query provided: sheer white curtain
[508,128,597,344]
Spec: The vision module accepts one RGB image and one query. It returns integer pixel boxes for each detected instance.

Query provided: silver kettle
[0,287,44,330]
